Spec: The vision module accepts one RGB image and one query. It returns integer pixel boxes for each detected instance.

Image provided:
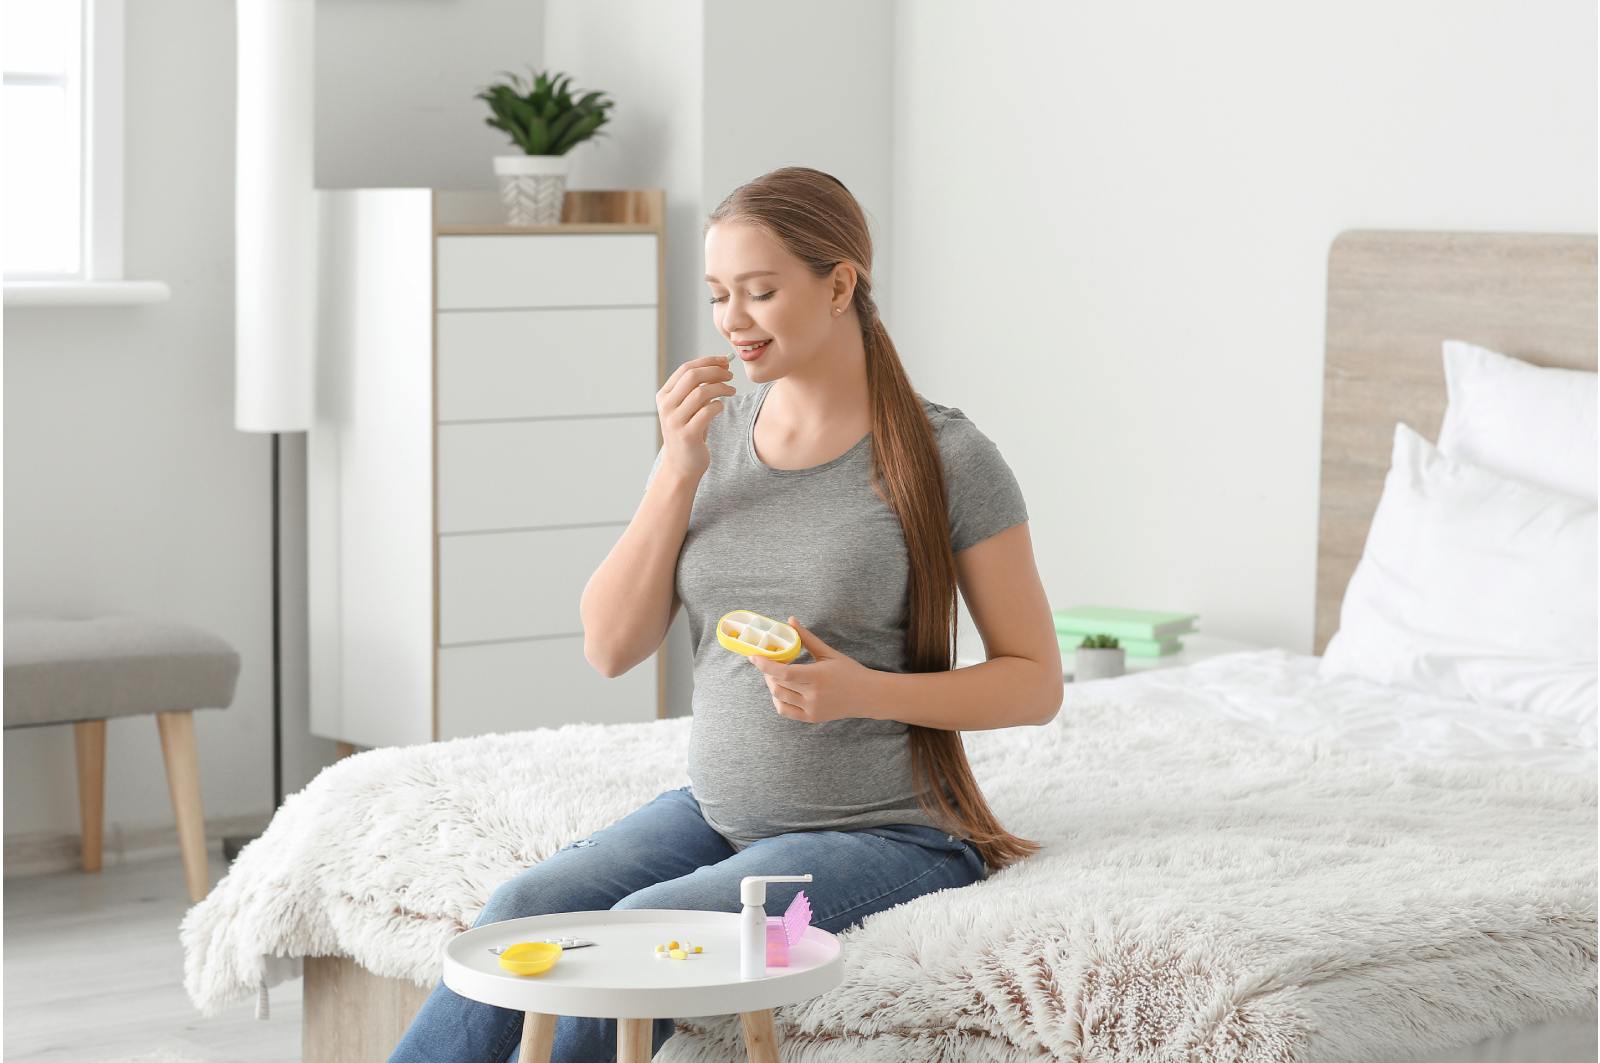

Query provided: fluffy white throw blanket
[181,654,1597,1061]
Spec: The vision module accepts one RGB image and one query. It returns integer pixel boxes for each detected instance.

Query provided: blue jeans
[386,785,987,1063]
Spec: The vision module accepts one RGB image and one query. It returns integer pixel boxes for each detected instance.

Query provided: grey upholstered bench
[3,614,241,902]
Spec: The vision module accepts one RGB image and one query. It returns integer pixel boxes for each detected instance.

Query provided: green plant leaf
[550,109,603,153]
[476,67,614,156]
[489,69,527,96]
[500,96,541,147]
[547,107,584,144]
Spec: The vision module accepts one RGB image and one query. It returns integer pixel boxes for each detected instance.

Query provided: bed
[180,229,1598,1062]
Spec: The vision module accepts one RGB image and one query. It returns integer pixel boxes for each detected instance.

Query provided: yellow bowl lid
[498,941,562,976]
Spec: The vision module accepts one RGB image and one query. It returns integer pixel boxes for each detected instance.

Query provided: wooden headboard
[1314,230,1598,654]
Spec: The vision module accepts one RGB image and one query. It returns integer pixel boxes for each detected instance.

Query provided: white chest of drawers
[308,188,666,747]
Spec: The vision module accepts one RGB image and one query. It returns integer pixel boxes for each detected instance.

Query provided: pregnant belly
[687,716,921,838]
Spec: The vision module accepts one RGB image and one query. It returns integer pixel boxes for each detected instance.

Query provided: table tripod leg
[519,1012,556,1063]
[740,1009,780,1063]
[617,1017,653,1062]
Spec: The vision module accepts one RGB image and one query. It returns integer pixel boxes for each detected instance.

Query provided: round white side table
[442,908,844,1063]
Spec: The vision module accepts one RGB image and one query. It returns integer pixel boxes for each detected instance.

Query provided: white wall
[315,0,546,191]
[890,0,1596,653]
[5,0,1593,860]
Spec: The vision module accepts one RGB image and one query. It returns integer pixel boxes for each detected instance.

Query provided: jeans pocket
[879,825,991,880]
[863,823,970,854]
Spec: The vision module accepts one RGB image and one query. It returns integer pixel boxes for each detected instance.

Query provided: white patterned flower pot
[493,154,570,226]
[1074,647,1125,681]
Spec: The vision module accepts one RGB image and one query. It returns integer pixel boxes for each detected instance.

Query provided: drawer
[438,636,658,739]
[438,306,658,421]
[439,417,655,533]
[439,525,624,644]
[436,234,657,310]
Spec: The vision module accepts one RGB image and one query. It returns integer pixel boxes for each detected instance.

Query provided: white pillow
[1437,339,1597,501]
[1320,422,1597,724]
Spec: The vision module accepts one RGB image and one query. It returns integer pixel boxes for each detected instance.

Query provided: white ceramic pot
[493,153,570,225]
[1074,646,1125,681]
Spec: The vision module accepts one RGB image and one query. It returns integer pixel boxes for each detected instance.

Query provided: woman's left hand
[750,617,879,724]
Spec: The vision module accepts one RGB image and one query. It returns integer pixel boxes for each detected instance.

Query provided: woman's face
[704,222,847,382]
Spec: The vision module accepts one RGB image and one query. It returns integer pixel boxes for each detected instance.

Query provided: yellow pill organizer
[716,611,803,664]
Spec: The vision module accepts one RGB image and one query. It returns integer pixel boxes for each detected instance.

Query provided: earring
[833,307,842,315]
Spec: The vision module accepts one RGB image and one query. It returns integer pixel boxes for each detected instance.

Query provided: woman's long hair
[706,167,1040,872]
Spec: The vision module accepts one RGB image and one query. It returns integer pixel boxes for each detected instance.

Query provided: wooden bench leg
[617,1017,653,1062]
[72,720,107,874]
[519,1011,556,1063]
[740,1009,780,1063]
[155,710,210,902]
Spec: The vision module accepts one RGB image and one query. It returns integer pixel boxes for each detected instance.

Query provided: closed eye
[709,291,776,304]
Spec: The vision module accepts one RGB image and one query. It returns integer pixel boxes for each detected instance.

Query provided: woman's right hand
[655,354,737,481]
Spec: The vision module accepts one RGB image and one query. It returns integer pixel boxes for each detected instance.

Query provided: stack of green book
[1053,605,1198,658]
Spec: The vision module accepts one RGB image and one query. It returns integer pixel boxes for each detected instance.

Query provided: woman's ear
[831,261,857,307]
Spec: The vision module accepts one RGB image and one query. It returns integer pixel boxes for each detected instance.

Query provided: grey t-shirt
[645,379,1029,850]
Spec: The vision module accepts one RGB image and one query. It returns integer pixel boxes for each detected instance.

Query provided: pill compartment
[716,610,800,659]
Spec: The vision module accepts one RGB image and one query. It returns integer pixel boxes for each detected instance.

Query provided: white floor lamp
[225,0,316,863]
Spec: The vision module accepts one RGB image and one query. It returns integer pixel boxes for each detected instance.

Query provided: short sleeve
[938,412,1029,553]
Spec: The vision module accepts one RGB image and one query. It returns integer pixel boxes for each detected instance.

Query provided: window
[6,0,87,277]
[3,0,154,303]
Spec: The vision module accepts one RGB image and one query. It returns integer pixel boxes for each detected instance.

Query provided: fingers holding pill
[655,355,737,480]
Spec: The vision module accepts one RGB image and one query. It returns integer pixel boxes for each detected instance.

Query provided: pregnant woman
[387,166,1062,1062]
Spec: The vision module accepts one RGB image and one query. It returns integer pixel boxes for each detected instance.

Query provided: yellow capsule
[668,939,679,950]
[693,946,703,954]
[654,944,665,953]
[669,949,687,960]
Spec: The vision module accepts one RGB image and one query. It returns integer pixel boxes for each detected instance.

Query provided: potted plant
[1074,633,1125,681]
[475,68,615,226]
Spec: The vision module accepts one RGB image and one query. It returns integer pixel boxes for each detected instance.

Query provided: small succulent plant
[476,68,614,155]
[1079,633,1120,650]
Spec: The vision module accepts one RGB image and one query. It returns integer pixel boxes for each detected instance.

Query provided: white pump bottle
[739,874,812,980]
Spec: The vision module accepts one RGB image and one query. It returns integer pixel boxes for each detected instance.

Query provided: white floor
[4,848,302,1063]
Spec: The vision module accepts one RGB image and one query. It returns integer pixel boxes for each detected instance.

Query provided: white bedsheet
[1109,648,1597,1063]
[1094,648,1597,777]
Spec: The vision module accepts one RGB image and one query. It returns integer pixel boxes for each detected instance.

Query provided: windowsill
[4,280,172,307]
